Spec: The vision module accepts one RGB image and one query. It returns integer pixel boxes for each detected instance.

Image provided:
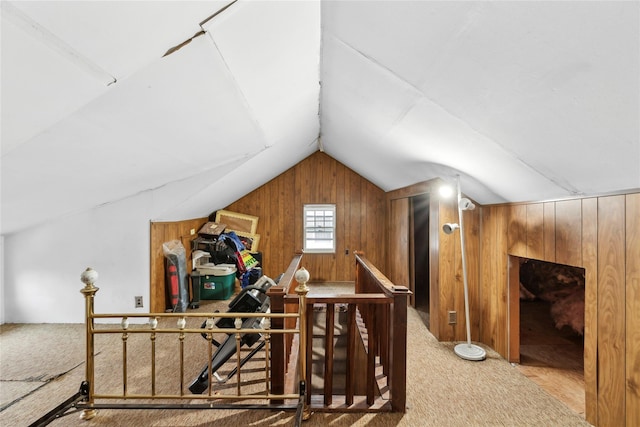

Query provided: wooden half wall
[480,193,640,427]
[149,218,206,313]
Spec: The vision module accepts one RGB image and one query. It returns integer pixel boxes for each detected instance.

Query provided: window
[303,204,336,253]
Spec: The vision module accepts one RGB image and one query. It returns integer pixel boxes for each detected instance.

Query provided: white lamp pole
[452,176,486,361]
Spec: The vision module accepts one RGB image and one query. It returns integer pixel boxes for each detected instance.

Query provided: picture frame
[214,210,259,235]
[235,231,260,252]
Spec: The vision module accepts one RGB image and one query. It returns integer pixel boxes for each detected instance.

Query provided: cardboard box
[198,222,226,238]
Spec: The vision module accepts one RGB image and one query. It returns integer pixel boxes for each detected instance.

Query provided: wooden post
[324,303,335,405]
[267,286,286,403]
[389,286,410,412]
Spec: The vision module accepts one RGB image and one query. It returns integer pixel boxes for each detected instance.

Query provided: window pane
[303,204,336,253]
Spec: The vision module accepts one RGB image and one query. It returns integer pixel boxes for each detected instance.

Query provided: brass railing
[30,265,311,426]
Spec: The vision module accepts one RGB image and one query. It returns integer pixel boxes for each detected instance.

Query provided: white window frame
[303,204,336,254]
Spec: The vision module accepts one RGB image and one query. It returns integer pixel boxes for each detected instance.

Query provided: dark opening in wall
[518,258,585,415]
[519,258,585,336]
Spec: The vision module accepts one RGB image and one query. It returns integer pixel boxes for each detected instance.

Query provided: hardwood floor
[518,299,585,417]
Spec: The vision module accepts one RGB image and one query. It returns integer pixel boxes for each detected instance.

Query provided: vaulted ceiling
[2,1,638,235]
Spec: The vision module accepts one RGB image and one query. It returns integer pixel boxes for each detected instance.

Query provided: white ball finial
[295,267,310,284]
[81,268,98,286]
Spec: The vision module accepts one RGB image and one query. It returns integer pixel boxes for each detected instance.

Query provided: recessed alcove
[509,256,586,416]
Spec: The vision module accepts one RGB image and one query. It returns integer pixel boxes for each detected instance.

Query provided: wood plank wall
[388,199,410,291]
[225,152,387,282]
[626,194,640,427]
[437,191,483,342]
[149,218,207,313]
[386,179,481,342]
[479,193,640,427]
[148,152,386,314]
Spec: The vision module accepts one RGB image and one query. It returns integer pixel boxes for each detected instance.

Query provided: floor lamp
[442,176,486,361]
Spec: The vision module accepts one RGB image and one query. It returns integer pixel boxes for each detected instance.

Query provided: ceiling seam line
[201,32,271,149]
[1,1,116,86]
[330,34,577,195]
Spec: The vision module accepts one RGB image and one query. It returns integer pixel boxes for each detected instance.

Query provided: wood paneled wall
[388,199,410,290]
[225,152,387,282]
[480,193,640,427]
[149,217,207,313]
[386,180,481,342]
[625,194,640,427]
[151,151,388,311]
[386,181,639,427]
[148,153,386,315]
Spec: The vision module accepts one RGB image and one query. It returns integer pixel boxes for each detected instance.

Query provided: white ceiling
[2,1,639,235]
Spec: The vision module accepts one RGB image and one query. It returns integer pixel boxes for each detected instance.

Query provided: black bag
[209,239,238,265]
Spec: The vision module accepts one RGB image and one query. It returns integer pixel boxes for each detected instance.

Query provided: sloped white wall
[0,97,318,324]
[3,194,153,324]
[1,141,316,324]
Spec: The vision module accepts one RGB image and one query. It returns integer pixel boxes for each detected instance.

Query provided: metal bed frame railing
[30,265,313,427]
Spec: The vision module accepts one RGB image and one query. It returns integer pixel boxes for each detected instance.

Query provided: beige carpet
[1,296,592,426]
[0,323,86,412]
[0,323,86,381]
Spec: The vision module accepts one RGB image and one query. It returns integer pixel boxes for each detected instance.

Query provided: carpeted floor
[1,284,592,426]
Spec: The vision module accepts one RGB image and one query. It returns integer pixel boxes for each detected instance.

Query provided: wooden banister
[270,251,410,414]
[267,252,303,401]
[354,252,411,412]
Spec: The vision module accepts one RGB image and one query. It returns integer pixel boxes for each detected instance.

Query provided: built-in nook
[510,256,586,416]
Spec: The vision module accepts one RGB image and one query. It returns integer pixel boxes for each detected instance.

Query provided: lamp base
[454,343,486,361]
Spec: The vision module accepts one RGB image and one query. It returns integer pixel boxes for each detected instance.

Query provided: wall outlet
[448,311,457,324]
[135,296,143,308]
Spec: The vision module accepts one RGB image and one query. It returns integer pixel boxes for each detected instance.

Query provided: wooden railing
[269,252,411,413]
[353,252,411,412]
